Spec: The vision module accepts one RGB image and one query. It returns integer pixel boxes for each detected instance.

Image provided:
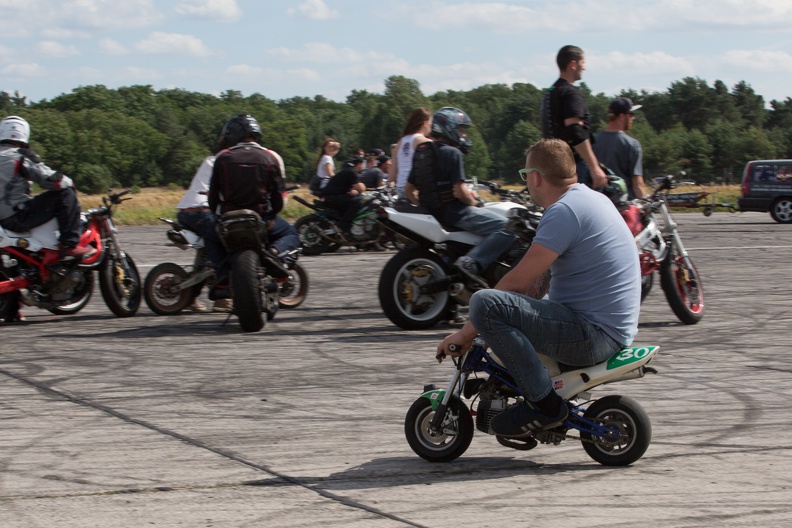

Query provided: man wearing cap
[359,154,390,190]
[594,97,647,200]
[540,45,608,190]
[365,148,384,170]
[322,156,366,235]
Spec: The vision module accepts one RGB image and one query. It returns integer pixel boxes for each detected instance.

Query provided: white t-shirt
[316,154,334,187]
[396,134,421,189]
[177,156,215,209]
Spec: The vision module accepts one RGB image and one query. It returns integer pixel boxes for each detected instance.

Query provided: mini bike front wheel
[581,395,651,466]
[404,397,473,463]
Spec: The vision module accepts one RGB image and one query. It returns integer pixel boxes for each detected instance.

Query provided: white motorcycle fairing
[0,218,59,252]
[381,200,527,245]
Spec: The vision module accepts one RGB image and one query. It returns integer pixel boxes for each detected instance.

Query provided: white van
[737,160,792,223]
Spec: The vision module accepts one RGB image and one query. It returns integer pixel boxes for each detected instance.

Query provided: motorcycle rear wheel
[231,250,265,332]
[144,263,192,315]
[294,214,341,256]
[581,395,651,466]
[405,397,474,463]
[378,248,451,330]
[659,242,704,324]
[99,252,141,317]
[49,270,95,315]
[278,262,308,309]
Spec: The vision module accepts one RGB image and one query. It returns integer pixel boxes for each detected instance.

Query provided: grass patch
[77,183,742,226]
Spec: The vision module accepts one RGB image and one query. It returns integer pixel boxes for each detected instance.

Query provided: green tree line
[2,75,790,193]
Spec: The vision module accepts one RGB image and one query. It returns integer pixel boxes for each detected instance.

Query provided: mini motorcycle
[0,189,141,321]
[292,188,404,255]
[621,175,704,324]
[376,197,536,330]
[143,217,308,320]
[405,338,659,466]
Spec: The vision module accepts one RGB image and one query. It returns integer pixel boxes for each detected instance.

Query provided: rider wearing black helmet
[405,107,517,290]
[207,114,300,307]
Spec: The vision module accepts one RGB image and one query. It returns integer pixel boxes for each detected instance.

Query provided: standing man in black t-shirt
[540,45,607,190]
[322,156,366,234]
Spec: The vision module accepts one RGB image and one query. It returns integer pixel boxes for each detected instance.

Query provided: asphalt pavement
[1,211,791,527]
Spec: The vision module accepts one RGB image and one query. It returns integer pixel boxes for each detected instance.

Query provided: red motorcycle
[0,189,141,321]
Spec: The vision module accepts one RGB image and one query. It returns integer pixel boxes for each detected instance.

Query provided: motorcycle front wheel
[49,270,95,315]
[659,242,704,324]
[278,262,308,309]
[378,248,451,330]
[231,250,264,332]
[144,263,192,315]
[404,397,474,463]
[581,395,651,466]
[294,214,341,256]
[99,252,141,317]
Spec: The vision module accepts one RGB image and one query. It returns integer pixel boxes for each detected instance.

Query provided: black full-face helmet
[431,107,473,153]
[220,114,262,147]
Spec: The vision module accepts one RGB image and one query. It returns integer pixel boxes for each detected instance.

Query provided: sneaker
[454,256,488,290]
[60,246,97,262]
[212,298,233,313]
[490,401,568,437]
[186,299,209,313]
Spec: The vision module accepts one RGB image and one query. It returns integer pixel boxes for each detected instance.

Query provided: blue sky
[2,0,791,107]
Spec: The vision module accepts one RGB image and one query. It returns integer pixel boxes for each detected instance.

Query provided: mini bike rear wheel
[144,263,192,315]
[581,395,651,466]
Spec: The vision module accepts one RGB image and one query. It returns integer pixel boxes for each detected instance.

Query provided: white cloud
[287,0,339,20]
[267,42,398,64]
[99,39,128,56]
[35,41,80,59]
[135,32,214,57]
[175,0,242,22]
[594,51,696,76]
[37,0,165,30]
[227,64,266,76]
[2,63,46,78]
[123,66,162,80]
[722,50,792,73]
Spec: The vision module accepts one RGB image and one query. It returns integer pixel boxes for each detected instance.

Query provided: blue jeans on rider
[469,289,621,402]
[576,160,592,189]
[268,216,300,256]
[176,210,225,271]
[452,206,517,272]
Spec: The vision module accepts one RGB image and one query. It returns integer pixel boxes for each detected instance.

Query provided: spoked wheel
[278,262,308,309]
[294,214,341,256]
[404,397,474,463]
[581,395,651,466]
[378,248,451,330]
[231,250,264,332]
[99,253,141,317]
[659,242,704,324]
[49,270,94,315]
[144,263,192,315]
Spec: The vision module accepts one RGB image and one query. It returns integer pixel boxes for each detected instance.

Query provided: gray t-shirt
[533,184,641,345]
[594,131,643,199]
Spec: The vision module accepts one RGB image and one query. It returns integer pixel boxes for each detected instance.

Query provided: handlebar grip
[118,189,132,197]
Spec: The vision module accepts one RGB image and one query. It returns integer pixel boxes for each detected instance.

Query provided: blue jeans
[576,160,592,188]
[176,210,225,270]
[453,206,517,272]
[469,289,621,402]
[269,216,300,255]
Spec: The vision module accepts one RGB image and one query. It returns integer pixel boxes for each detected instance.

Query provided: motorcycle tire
[294,214,341,256]
[640,272,653,303]
[231,250,265,332]
[378,248,452,330]
[49,270,95,315]
[99,252,141,318]
[278,262,308,309]
[581,395,651,466]
[659,243,704,325]
[404,396,474,463]
[143,263,193,315]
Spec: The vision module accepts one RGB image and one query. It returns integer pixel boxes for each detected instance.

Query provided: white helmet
[0,116,31,146]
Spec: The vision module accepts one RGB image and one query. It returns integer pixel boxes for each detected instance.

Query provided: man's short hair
[525,139,577,187]
[556,45,584,71]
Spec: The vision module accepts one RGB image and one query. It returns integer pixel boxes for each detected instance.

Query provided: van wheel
[770,198,792,224]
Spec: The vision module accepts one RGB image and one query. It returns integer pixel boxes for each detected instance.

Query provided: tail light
[742,162,753,196]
